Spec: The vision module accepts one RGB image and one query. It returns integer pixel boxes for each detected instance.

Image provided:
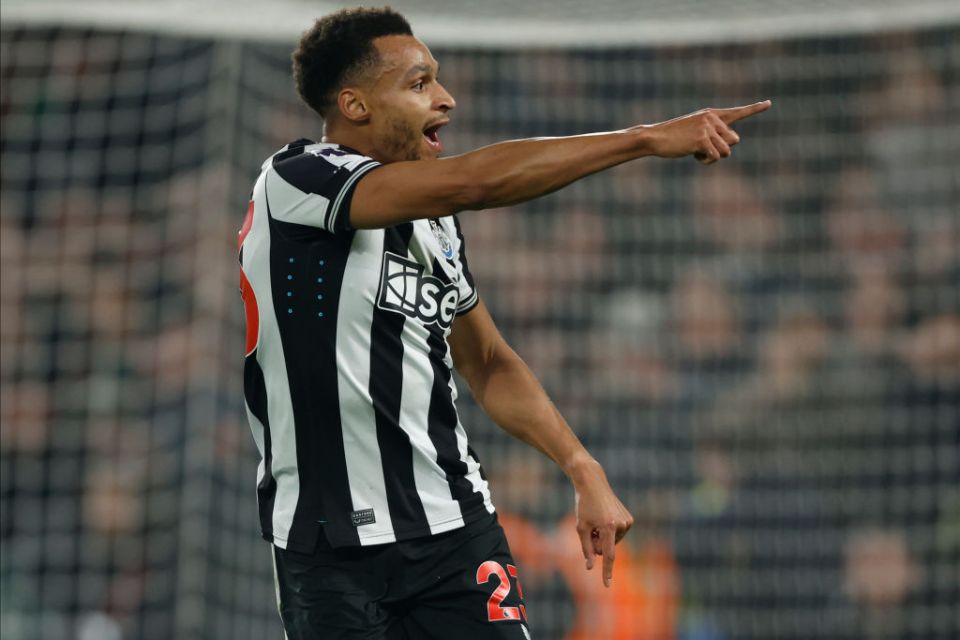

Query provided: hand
[641,100,772,164]
[572,460,634,588]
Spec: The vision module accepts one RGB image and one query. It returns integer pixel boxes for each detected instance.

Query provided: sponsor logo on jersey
[377,252,459,329]
[429,219,455,259]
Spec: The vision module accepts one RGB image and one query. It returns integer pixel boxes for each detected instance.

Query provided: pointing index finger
[717,100,772,125]
[602,528,616,588]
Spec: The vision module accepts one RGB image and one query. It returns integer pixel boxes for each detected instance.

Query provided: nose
[435,82,456,113]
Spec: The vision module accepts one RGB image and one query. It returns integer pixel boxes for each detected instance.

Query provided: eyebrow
[403,63,437,80]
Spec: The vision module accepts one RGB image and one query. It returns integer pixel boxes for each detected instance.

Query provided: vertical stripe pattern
[368,224,433,538]
[240,142,494,551]
[336,228,396,544]
[426,257,488,520]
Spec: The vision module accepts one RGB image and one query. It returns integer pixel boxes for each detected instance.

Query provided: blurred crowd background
[1,16,958,640]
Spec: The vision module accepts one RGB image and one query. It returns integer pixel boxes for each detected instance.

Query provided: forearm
[455,128,653,210]
[351,127,653,227]
[450,303,633,583]
[465,343,599,482]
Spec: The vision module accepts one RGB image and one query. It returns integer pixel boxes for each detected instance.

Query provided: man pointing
[238,7,770,639]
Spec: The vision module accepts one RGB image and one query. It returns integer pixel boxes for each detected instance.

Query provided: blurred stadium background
[1,1,958,638]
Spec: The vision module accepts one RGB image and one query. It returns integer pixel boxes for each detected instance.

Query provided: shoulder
[300,142,377,171]
[265,140,379,196]
[262,139,376,173]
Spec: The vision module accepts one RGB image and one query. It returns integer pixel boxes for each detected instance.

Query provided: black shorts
[272,512,531,639]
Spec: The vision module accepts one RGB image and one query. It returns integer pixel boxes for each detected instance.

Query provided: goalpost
[1,2,958,639]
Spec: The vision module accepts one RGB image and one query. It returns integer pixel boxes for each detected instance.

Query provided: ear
[337,88,370,124]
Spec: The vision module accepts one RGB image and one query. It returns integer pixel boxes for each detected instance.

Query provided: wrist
[626,125,657,158]
[562,451,604,486]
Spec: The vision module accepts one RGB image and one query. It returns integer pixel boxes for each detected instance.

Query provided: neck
[321,121,383,162]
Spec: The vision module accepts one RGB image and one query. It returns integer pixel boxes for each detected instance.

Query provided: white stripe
[244,407,267,489]
[244,405,265,456]
[267,168,332,229]
[336,229,396,544]
[458,426,495,514]
[329,161,380,232]
[450,371,495,514]
[245,173,300,544]
[396,316,466,534]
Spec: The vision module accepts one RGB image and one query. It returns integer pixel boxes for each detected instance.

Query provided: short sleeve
[267,143,380,234]
[452,216,479,316]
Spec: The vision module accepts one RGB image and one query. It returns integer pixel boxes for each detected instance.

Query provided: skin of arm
[350,100,770,228]
[449,299,633,587]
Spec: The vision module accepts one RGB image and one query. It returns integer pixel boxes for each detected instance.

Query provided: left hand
[572,459,634,587]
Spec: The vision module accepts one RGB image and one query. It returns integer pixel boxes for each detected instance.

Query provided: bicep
[349,157,482,229]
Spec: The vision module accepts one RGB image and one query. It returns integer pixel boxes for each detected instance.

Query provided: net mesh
[2,20,959,640]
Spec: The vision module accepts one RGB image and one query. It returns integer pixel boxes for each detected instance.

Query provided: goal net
[1,2,958,639]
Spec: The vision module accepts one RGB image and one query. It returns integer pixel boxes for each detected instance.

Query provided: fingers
[578,521,624,584]
[719,123,741,146]
[716,99,772,125]
[572,482,634,588]
[652,99,766,161]
[578,527,595,571]
[712,131,732,159]
[697,121,737,164]
[695,135,721,165]
[614,513,634,543]
[600,528,616,588]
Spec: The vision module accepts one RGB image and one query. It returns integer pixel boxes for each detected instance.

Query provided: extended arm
[449,300,633,587]
[351,100,771,228]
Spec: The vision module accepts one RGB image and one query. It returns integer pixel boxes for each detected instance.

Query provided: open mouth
[422,120,447,154]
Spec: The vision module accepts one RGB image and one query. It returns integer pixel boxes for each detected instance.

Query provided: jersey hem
[357,501,496,546]
[261,501,496,551]
[262,531,319,555]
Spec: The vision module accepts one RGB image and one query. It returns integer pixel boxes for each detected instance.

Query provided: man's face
[363,35,455,162]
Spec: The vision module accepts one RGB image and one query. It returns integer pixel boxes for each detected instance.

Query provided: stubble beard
[382,115,422,162]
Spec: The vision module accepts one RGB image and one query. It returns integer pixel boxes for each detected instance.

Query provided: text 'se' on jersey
[238,139,494,552]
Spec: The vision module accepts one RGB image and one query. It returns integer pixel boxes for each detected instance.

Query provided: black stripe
[452,215,476,291]
[272,150,354,201]
[266,183,360,551]
[269,217,333,244]
[271,139,312,164]
[426,258,486,519]
[244,349,276,540]
[452,216,480,316]
[369,223,432,536]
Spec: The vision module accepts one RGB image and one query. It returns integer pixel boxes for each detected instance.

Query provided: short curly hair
[292,7,413,118]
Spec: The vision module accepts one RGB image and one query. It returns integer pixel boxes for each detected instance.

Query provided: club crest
[429,219,455,259]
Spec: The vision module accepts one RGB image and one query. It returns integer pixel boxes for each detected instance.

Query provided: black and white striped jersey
[238,139,494,552]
